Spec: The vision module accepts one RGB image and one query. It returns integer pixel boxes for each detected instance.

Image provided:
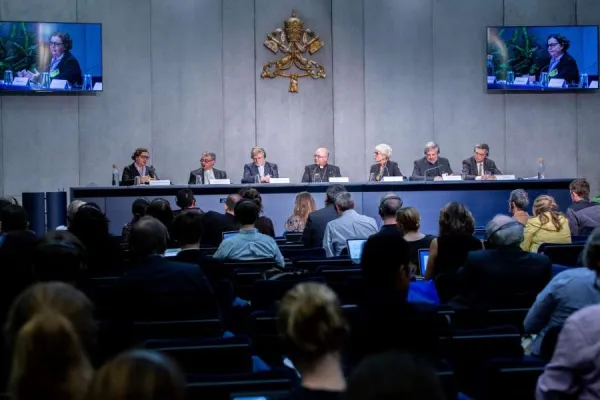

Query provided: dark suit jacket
[541,52,580,85]
[302,204,339,248]
[369,161,402,180]
[241,162,279,183]
[461,156,502,178]
[109,255,220,321]
[188,168,228,185]
[200,211,239,247]
[411,157,453,180]
[455,247,552,308]
[44,51,82,86]
[121,163,158,186]
[301,164,342,183]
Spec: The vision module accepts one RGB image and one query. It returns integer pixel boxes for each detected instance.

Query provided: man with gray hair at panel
[508,189,530,225]
[301,147,342,183]
[188,151,228,185]
[411,141,453,181]
[323,191,378,257]
[454,214,552,308]
[56,200,86,230]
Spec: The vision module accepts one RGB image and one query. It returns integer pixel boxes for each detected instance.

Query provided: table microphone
[148,166,158,180]
[423,166,439,181]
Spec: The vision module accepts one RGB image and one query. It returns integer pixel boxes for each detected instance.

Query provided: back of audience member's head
[172,211,203,247]
[438,202,475,236]
[234,200,260,226]
[486,215,524,248]
[69,204,110,246]
[508,189,529,212]
[584,227,600,274]
[1,204,28,233]
[325,185,347,206]
[379,193,403,219]
[225,193,242,214]
[5,282,95,400]
[34,231,87,283]
[396,207,421,234]
[128,216,169,259]
[239,188,264,212]
[277,282,348,372]
[146,198,174,231]
[346,352,444,400]
[0,197,18,212]
[86,350,187,400]
[569,178,590,200]
[131,198,151,220]
[334,192,354,213]
[66,200,86,226]
[0,230,40,284]
[175,189,196,209]
[360,232,411,293]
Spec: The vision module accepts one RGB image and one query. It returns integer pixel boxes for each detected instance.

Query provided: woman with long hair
[285,192,317,232]
[522,195,571,252]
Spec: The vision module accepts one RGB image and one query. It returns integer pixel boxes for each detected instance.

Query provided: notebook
[347,239,367,263]
[418,248,430,276]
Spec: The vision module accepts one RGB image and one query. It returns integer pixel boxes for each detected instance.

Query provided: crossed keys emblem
[261,11,326,93]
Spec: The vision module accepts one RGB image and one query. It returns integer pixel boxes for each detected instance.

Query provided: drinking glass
[3,70,13,85]
[254,175,260,184]
[369,173,376,182]
[41,72,50,89]
[313,173,321,183]
[580,73,589,89]
[540,72,550,87]
[195,175,202,185]
[506,71,515,85]
[83,74,93,91]
[134,176,141,186]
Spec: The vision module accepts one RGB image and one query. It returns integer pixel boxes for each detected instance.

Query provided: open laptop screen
[222,231,239,240]
[347,239,367,263]
[418,249,429,276]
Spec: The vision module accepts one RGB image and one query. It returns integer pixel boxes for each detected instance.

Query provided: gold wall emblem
[261,11,326,93]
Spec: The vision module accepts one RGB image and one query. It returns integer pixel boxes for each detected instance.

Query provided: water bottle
[537,158,545,179]
[580,73,589,89]
[112,164,120,186]
[486,55,495,77]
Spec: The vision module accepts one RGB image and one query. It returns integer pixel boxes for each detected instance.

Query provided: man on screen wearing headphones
[461,143,502,179]
[411,141,453,181]
[241,147,279,183]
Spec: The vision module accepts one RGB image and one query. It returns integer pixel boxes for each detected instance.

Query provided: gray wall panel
[433,0,505,173]
[365,0,434,177]
[255,0,334,183]
[78,0,152,187]
[223,0,257,181]
[151,0,223,184]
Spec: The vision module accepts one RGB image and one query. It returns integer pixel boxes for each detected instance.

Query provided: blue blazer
[241,161,279,183]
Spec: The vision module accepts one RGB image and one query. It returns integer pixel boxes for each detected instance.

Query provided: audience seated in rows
[278,282,347,399]
[521,195,571,252]
[284,191,317,233]
[371,193,403,237]
[200,193,242,247]
[213,200,285,268]
[509,189,530,225]
[454,214,552,308]
[239,187,275,237]
[524,226,600,358]
[302,184,346,248]
[396,206,435,275]
[536,228,600,398]
[323,192,377,257]
[566,178,600,236]
[121,197,150,240]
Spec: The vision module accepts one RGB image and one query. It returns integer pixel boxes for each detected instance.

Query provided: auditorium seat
[133,319,224,342]
[292,257,353,271]
[187,370,294,400]
[537,243,585,266]
[251,277,325,311]
[479,358,546,400]
[283,232,303,243]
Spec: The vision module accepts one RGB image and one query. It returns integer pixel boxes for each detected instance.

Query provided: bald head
[128,216,168,258]
[379,193,403,218]
[314,147,329,167]
[486,214,524,247]
[225,193,243,214]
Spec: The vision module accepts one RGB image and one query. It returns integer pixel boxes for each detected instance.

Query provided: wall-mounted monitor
[0,21,102,93]
[487,25,598,91]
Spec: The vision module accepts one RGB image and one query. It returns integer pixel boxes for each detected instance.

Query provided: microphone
[423,166,440,181]
[148,166,158,180]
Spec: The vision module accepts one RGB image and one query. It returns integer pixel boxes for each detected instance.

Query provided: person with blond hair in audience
[285,192,317,232]
[278,282,348,399]
[521,195,571,253]
[86,350,187,400]
[5,282,96,400]
[396,206,435,275]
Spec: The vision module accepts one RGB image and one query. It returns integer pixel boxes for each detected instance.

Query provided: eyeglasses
[474,152,486,157]
[547,42,560,49]
[139,155,150,159]
[200,158,214,163]
[49,41,64,47]
[314,154,326,158]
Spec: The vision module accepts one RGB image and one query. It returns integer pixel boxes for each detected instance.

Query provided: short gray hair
[486,214,524,246]
[67,200,86,223]
[201,151,216,161]
[424,141,439,154]
[375,143,392,159]
[509,189,529,210]
[334,192,354,212]
[584,227,600,272]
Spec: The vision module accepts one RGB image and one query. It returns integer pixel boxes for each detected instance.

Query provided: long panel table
[71,179,573,237]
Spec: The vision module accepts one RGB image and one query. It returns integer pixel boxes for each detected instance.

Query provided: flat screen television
[486,25,598,91]
[0,21,102,93]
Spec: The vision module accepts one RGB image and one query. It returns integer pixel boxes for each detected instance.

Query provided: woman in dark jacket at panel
[541,34,580,85]
[369,143,402,182]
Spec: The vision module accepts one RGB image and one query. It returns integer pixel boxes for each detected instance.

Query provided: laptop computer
[222,231,239,240]
[346,239,367,263]
[418,248,430,276]
[164,248,181,258]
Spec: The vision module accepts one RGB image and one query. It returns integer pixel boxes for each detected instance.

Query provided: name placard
[329,177,349,183]
[50,79,68,89]
[487,76,496,84]
[148,180,171,186]
[269,178,290,184]
[495,174,516,181]
[382,176,404,182]
[548,78,565,88]
[93,82,103,91]
[442,175,462,181]
[12,77,29,87]
[590,81,599,89]
[208,179,231,185]
[513,77,528,85]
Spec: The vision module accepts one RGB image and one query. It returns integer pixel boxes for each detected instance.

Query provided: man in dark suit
[200,193,242,247]
[302,184,346,248]
[110,216,220,321]
[411,141,453,181]
[241,147,279,183]
[301,148,342,183]
[461,143,502,179]
[454,215,552,308]
[188,152,228,184]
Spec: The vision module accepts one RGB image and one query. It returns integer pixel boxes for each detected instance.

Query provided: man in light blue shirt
[323,191,378,257]
[213,199,285,268]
